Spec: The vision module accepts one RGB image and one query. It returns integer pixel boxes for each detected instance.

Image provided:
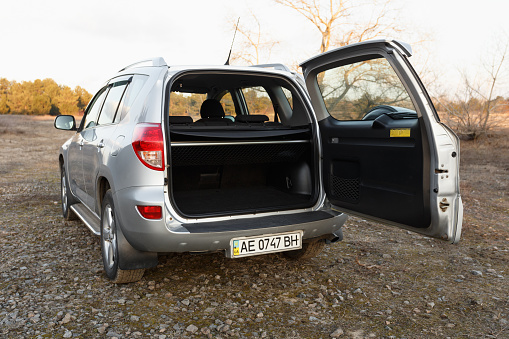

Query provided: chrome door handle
[97,141,105,149]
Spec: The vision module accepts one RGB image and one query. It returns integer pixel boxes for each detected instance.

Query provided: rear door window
[219,91,236,117]
[169,93,207,121]
[115,75,148,123]
[241,87,276,121]
[98,81,128,125]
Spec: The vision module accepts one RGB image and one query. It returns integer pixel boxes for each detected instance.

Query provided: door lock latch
[439,198,450,212]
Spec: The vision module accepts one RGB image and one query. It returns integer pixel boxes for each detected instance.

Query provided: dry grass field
[0,114,507,338]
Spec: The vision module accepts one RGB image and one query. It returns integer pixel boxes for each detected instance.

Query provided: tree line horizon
[0,78,92,116]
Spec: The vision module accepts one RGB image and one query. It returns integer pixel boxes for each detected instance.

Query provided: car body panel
[67,132,86,202]
[115,185,346,253]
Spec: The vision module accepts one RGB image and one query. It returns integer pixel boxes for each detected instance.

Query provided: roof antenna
[225,17,240,65]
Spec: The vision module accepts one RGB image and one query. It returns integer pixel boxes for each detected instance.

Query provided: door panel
[82,78,130,212]
[76,87,109,210]
[82,125,118,212]
[320,116,429,228]
[81,128,98,210]
[67,133,86,202]
[301,39,462,243]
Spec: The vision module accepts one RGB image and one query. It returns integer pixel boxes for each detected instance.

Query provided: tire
[284,238,325,260]
[100,190,145,284]
[61,164,78,221]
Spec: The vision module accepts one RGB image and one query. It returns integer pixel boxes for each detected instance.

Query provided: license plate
[230,231,303,258]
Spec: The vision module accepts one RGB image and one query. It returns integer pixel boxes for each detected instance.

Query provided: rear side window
[115,75,148,123]
[98,81,128,125]
[219,91,235,116]
[242,87,276,121]
[282,87,293,109]
[82,88,108,129]
[169,93,207,121]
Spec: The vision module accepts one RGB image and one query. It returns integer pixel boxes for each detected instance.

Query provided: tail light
[137,205,162,220]
[132,123,164,171]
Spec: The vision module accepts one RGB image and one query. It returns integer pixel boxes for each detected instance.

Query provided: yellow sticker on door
[390,129,411,137]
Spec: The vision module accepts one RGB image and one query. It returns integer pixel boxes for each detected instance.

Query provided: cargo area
[166,70,319,218]
[169,128,317,217]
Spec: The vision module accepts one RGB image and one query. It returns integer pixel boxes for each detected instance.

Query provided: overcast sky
[1,0,508,95]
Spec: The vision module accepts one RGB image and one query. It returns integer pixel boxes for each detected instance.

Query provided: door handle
[97,141,105,149]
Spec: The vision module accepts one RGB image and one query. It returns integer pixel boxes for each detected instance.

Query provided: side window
[241,87,276,121]
[317,56,416,121]
[282,87,293,110]
[98,81,128,125]
[168,93,207,121]
[219,91,235,116]
[82,88,108,129]
[115,75,148,123]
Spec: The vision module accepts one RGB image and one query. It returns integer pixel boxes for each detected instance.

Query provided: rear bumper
[114,186,347,253]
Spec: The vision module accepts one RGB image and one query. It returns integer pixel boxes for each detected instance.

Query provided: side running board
[70,203,101,235]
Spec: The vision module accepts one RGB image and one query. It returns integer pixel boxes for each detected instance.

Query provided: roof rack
[251,63,291,72]
[119,57,167,72]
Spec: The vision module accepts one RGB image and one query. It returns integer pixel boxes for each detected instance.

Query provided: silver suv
[55,40,463,283]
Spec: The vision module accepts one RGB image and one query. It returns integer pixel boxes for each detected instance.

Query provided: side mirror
[54,115,77,131]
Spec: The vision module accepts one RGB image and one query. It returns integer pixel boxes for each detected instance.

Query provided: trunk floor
[173,187,311,215]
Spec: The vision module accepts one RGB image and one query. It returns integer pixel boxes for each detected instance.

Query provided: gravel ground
[0,115,508,338]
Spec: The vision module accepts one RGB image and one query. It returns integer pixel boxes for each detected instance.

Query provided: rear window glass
[242,87,275,121]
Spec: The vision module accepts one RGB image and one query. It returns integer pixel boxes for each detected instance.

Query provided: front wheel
[101,190,145,284]
[61,164,78,221]
[284,238,325,260]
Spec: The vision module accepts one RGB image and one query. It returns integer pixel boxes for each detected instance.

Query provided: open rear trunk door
[301,39,462,243]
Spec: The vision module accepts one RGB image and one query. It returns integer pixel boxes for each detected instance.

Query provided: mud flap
[116,223,158,270]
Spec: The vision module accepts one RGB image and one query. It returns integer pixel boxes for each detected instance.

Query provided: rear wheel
[284,238,325,260]
[101,190,145,283]
[61,164,78,221]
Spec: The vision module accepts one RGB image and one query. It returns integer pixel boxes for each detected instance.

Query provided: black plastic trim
[182,211,336,233]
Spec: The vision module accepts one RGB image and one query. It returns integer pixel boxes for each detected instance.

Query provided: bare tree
[437,39,508,139]
[229,13,279,65]
[319,57,414,120]
[274,0,401,53]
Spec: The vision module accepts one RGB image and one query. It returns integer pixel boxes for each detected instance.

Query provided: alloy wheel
[102,205,117,270]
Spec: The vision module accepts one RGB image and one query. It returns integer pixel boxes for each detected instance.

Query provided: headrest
[200,99,225,119]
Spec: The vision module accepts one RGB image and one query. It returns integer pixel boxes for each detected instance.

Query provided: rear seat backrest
[235,115,269,124]
[169,116,193,125]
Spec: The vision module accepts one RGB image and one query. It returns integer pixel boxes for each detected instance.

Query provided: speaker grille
[330,175,360,203]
